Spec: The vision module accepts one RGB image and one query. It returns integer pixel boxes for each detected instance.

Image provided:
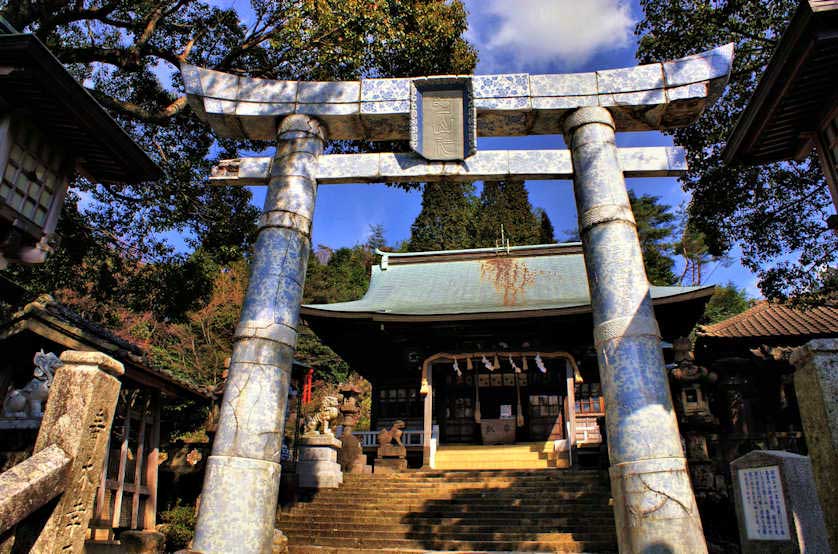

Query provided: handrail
[0,444,71,534]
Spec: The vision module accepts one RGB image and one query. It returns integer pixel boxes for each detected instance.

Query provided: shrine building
[301,242,714,469]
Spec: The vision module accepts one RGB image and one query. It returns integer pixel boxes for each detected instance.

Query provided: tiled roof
[303,243,715,320]
[699,301,838,339]
[0,295,211,400]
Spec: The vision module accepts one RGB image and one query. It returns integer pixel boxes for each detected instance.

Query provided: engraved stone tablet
[737,466,791,541]
[421,89,464,160]
[410,77,476,161]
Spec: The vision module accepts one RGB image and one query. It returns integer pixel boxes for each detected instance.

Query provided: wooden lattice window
[88,389,161,542]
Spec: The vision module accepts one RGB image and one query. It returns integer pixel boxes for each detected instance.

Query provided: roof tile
[700,301,838,339]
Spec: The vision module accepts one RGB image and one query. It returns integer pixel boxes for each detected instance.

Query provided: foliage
[701,282,751,325]
[629,190,677,285]
[636,0,835,302]
[0,0,477,316]
[366,224,388,252]
[674,219,726,286]
[158,501,196,551]
[474,181,541,248]
[408,182,477,251]
[535,208,556,244]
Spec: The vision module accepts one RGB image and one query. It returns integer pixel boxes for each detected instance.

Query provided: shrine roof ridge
[181,44,733,140]
[374,242,582,266]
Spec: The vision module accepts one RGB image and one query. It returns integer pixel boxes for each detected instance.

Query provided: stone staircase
[278,469,618,553]
[434,443,570,470]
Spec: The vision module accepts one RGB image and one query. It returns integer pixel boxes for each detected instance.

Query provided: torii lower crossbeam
[210,146,687,186]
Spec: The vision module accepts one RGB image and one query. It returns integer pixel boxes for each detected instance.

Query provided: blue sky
[222,0,761,297]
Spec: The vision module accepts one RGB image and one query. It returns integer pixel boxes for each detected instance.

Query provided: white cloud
[465,0,635,72]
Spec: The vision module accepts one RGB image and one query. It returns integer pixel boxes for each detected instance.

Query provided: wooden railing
[0,351,123,554]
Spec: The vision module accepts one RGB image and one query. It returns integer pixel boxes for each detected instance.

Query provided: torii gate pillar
[192,114,325,554]
[564,107,707,553]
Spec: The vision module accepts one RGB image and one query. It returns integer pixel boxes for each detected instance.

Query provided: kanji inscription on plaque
[409,77,475,161]
[421,89,464,160]
[737,466,791,541]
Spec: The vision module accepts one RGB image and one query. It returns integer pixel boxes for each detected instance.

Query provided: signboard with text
[737,466,791,541]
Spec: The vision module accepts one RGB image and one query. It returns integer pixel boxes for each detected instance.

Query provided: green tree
[474,181,540,248]
[701,282,751,325]
[408,181,477,251]
[1,0,477,316]
[535,208,556,244]
[636,1,834,302]
[366,224,388,253]
[674,219,726,286]
[631,191,677,285]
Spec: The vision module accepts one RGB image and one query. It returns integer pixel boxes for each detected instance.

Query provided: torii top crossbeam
[182,44,732,142]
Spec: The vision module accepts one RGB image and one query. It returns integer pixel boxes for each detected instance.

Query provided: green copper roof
[302,243,714,321]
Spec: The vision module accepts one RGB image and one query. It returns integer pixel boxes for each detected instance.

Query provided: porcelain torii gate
[180,43,733,554]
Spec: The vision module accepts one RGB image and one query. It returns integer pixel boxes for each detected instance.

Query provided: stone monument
[337,384,370,474]
[375,420,407,473]
[731,450,829,553]
[790,339,838,552]
[297,396,342,489]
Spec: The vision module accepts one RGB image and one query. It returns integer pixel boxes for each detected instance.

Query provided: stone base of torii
[180,45,734,554]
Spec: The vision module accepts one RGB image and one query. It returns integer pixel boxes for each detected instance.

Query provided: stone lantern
[0,32,159,267]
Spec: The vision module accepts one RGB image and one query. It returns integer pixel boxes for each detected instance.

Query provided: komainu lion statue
[304,395,340,437]
[377,420,406,447]
[3,351,61,418]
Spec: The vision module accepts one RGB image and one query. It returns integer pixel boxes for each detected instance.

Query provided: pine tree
[408,182,476,251]
[535,208,556,244]
[474,181,541,247]
[629,190,677,286]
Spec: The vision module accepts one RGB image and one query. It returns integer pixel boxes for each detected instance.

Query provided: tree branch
[90,90,188,124]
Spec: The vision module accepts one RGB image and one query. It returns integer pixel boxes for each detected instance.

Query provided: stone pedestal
[337,384,370,474]
[338,431,370,474]
[297,435,343,489]
[374,457,407,474]
[731,450,829,553]
[791,339,838,552]
[119,530,165,554]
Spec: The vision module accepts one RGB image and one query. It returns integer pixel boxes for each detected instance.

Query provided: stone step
[429,462,555,467]
[308,486,611,501]
[283,535,618,552]
[332,482,606,493]
[437,442,559,453]
[288,546,614,554]
[342,471,604,481]
[285,506,615,519]
[279,515,616,528]
[317,483,611,496]
[282,528,615,542]
[279,522,616,537]
[285,469,617,553]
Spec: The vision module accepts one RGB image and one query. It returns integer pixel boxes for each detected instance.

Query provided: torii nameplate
[411,77,476,161]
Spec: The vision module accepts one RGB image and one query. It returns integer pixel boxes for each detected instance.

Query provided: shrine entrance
[428,352,577,447]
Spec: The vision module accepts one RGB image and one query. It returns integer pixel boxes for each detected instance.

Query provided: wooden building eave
[0,300,210,402]
[300,287,715,324]
[724,0,838,164]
